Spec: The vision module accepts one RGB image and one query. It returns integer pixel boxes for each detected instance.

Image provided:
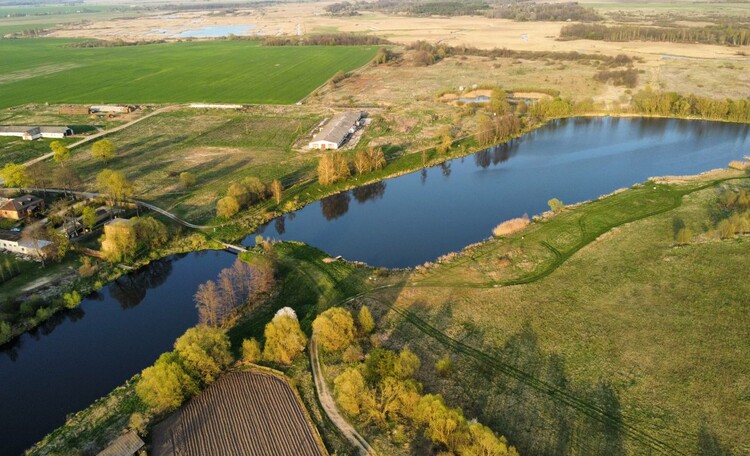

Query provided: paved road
[309,337,375,456]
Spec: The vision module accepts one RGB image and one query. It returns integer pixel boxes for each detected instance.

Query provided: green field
[0,39,379,108]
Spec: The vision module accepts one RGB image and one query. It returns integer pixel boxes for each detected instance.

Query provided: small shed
[97,431,145,456]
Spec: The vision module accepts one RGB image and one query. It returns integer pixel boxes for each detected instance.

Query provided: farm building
[0,194,45,220]
[309,111,364,150]
[0,126,73,141]
[152,371,326,456]
[97,431,145,456]
[0,230,51,257]
[89,105,135,114]
[189,103,246,110]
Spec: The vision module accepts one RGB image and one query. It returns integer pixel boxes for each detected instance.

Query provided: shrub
[342,344,364,363]
[493,215,530,237]
[674,228,693,245]
[63,291,82,309]
[435,356,454,377]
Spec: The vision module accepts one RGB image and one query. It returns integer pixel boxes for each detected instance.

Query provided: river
[1,117,749,454]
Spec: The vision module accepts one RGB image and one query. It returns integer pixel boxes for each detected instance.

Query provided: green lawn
[0,39,379,109]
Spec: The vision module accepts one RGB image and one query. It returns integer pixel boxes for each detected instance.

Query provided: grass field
[359,170,750,455]
[0,39,379,109]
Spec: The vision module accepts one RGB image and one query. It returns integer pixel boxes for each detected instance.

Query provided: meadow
[0,39,379,109]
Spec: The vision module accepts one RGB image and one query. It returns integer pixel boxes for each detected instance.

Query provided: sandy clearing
[0,63,82,85]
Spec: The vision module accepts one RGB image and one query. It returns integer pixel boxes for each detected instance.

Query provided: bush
[63,291,82,309]
[548,198,564,213]
[493,215,530,237]
[313,307,356,352]
[435,356,454,377]
[674,228,693,245]
[216,196,240,218]
[241,338,262,364]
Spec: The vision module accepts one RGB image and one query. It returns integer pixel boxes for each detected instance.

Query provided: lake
[1,116,749,454]
[247,117,750,268]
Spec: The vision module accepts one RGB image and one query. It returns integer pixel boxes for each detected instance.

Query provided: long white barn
[309,112,363,150]
[0,126,73,141]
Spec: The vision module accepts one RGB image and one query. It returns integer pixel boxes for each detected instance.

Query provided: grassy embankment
[31,168,750,455]
[0,39,379,109]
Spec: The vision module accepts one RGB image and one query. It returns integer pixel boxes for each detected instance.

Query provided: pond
[151,24,256,38]
[0,251,236,455]
[1,116,749,455]
[247,117,750,268]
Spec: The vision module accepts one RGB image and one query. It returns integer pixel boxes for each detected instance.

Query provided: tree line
[560,23,750,47]
[317,147,386,186]
[631,87,750,122]
[263,33,390,46]
[488,2,602,22]
[216,176,283,219]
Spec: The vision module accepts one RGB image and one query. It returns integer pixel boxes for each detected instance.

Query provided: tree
[133,216,168,249]
[195,280,223,327]
[354,150,372,175]
[675,227,693,245]
[21,224,47,265]
[81,206,97,232]
[96,169,134,216]
[263,307,307,365]
[415,394,470,452]
[548,197,564,213]
[174,326,232,385]
[179,171,196,189]
[368,147,387,171]
[45,226,69,262]
[228,182,250,206]
[54,166,82,196]
[342,344,364,363]
[63,291,82,309]
[0,163,29,188]
[100,219,137,263]
[136,352,198,414]
[334,367,368,416]
[27,161,52,193]
[436,125,453,155]
[490,87,510,115]
[242,338,262,364]
[270,179,283,204]
[216,196,240,218]
[318,152,351,185]
[241,176,267,204]
[395,347,420,379]
[313,307,356,352]
[91,139,115,164]
[358,305,375,335]
[50,141,71,166]
[460,422,519,456]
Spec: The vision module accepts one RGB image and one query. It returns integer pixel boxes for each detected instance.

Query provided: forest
[487,2,602,22]
[560,23,750,46]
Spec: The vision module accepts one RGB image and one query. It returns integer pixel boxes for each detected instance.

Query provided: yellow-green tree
[0,163,29,188]
[216,196,240,218]
[270,179,283,204]
[174,326,232,385]
[460,422,519,456]
[414,394,469,452]
[100,219,137,263]
[263,307,307,365]
[50,141,70,166]
[91,139,115,164]
[358,305,375,335]
[548,197,564,213]
[395,347,420,379]
[81,206,97,232]
[242,338,262,364]
[313,307,356,352]
[96,169,134,213]
[334,367,368,416]
[179,171,196,189]
[136,352,198,414]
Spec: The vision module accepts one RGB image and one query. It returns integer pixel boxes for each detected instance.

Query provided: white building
[0,126,73,141]
[89,105,134,114]
[0,230,51,257]
[309,112,364,150]
[189,103,246,110]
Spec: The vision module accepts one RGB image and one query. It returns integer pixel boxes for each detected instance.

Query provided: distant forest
[560,23,750,46]
[326,1,601,21]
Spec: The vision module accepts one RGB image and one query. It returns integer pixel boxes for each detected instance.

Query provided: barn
[0,126,73,141]
[309,111,363,150]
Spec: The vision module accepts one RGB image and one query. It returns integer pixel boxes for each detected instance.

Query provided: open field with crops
[0,39,378,109]
[357,169,750,455]
[151,370,326,456]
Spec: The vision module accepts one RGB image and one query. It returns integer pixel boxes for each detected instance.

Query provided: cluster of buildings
[0,125,73,141]
[308,111,364,150]
[0,194,47,257]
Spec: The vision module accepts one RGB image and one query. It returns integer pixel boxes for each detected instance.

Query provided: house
[0,126,73,141]
[97,431,145,456]
[0,230,51,257]
[308,111,364,150]
[0,195,45,220]
[89,105,135,114]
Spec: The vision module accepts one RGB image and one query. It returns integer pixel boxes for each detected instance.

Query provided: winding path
[309,337,375,456]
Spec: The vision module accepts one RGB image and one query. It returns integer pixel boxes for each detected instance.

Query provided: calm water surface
[0,251,235,455]
[1,117,749,454]
[248,117,750,267]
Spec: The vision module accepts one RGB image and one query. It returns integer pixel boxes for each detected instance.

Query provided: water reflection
[321,192,351,221]
[109,257,174,309]
[352,182,386,204]
[274,216,286,235]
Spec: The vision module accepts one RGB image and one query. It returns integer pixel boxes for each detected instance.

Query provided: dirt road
[309,337,375,456]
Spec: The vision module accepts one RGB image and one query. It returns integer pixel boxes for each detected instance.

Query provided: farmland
[151,370,326,456]
[0,39,379,109]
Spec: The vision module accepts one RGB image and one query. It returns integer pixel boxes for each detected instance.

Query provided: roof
[0,125,71,134]
[0,126,36,134]
[0,194,44,213]
[97,431,145,456]
[311,112,362,145]
[0,230,22,242]
[39,126,72,134]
